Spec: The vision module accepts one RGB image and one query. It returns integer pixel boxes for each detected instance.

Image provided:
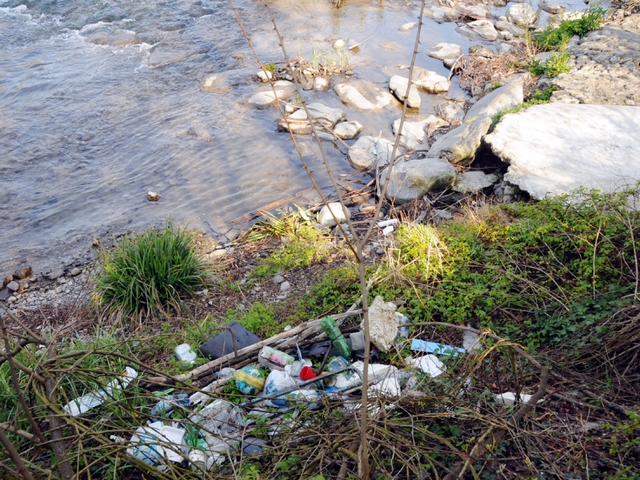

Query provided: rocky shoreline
[3,0,640,315]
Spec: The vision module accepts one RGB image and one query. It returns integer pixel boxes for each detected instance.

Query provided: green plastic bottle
[320,316,352,360]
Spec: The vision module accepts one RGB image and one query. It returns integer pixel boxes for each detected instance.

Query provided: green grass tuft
[94,222,209,317]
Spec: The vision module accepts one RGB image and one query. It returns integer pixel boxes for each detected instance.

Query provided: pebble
[70,267,82,277]
[2,270,90,314]
[280,281,291,292]
[272,274,285,284]
[47,269,65,280]
[7,281,19,292]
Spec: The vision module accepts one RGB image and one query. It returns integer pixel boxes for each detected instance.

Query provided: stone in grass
[318,202,351,227]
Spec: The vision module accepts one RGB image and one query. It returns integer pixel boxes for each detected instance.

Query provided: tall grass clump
[94,222,209,317]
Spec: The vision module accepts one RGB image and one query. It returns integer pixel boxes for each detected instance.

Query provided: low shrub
[93,222,209,317]
[535,6,606,49]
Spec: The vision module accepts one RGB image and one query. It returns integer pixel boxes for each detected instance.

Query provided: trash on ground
[235,365,267,395]
[367,296,400,352]
[175,343,197,365]
[463,327,483,353]
[114,302,486,473]
[63,366,138,416]
[411,339,466,357]
[258,345,295,370]
[321,315,352,359]
[495,391,542,406]
[406,354,446,377]
[151,393,190,417]
[199,322,261,359]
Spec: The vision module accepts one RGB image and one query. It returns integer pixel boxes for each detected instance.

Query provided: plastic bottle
[320,316,352,360]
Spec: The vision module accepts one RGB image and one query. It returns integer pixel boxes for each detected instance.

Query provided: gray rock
[494,20,526,36]
[540,2,566,14]
[272,274,285,284]
[280,281,291,292]
[257,69,273,82]
[277,103,346,134]
[69,267,82,277]
[458,4,490,18]
[427,117,493,165]
[534,52,554,65]
[425,6,460,23]
[453,171,500,193]
[380,157,457,204]
[333,121,364,140]
[199,68,255,94]
[469,45,495,57]
[313,77,329,91]
[47,269,65,280]
[410,67,450,93]
[485,104,640,200]
[458,20,499,41]
[318,202,351,227]
[247,80,297,108]
[7,281,19,292]
[347,135,400,171]
[507,4,537,26]
[427,43,463,61]
[389,76,421,109]
[334,80,396,112]
[465,74,526,122]
[392,116,447,150]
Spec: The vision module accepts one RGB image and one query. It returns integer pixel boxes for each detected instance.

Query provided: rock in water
[389,75,421,109]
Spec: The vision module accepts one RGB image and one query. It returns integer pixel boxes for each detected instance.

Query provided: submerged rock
[333,121,364,140]
[389,75,421,109]
[427,43,463,61]
[334,80,396,112]
[248,80,297,108]
[276,103,346,134]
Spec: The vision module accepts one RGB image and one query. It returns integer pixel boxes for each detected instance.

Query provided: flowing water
[0,0,584,275]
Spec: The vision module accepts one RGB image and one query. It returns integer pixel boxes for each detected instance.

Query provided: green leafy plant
[93,222,209,317]
[535,6,606,50]
[544,51,571,77]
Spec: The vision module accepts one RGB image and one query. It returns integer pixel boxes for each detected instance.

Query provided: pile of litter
[61,296,543,475]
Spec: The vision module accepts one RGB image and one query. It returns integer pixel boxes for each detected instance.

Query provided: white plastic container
[175,343,197,365]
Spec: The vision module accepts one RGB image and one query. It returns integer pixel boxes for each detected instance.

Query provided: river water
[0,0,584,276]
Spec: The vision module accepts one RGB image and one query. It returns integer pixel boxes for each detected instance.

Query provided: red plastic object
[299,366,317,380]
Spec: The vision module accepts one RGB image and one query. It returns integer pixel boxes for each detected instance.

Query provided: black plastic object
[198,322,262,359]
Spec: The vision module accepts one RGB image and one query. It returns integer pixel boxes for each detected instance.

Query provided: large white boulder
[485,104,640,200]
